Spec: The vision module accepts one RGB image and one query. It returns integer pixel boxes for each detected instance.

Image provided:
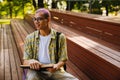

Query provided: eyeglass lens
[33,17,44,21]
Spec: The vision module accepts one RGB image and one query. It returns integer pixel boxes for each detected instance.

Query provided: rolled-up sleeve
[23,36,32,60]
[59,34,68,62]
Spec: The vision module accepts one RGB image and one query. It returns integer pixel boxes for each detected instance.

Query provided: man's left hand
[46,64,59,73]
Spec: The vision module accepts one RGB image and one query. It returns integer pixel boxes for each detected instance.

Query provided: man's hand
[29,59,42,70]
[47,61,65,73]
[46,64,59,73]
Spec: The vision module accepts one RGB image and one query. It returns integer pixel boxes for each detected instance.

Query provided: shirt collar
[35,28,56,39]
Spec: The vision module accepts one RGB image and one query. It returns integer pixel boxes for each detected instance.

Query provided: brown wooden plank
[0,26,1,51]
[66,60,91,80]
[16,20,28,38]
[67,42,106,80]
[67,40,120,80]
[20,19,35,33]
[13,20,26,41]
[0,25,4,80]
[3,25,11,80]
[8,24,23,80]
[6,24,19,80]
[11,20,24,62]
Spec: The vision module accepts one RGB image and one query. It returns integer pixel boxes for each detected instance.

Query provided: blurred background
[0,0,120,19]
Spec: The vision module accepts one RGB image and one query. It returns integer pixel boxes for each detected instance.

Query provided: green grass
[0,19,10,24]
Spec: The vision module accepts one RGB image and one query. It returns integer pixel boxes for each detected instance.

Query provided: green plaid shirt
[23,29,68,64]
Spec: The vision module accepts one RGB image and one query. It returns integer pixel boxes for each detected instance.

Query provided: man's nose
[35,20,40,24]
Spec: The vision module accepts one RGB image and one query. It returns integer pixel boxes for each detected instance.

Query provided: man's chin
[36,27,43,30]
[36,26,41,29]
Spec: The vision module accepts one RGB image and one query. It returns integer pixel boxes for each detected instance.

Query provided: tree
[66,0,76,11]
[110,0,120,16]
[101,0,111,16]
[52,0,57,9]
[38,0,44,8]
[90,0,102,14]
[32,0,36,9]
[7,0,13,18]
[101,0,120,16]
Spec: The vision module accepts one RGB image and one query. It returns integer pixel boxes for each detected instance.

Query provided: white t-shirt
[38,34,51,64]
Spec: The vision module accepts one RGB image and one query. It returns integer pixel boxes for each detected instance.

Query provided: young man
[23,8,78,80]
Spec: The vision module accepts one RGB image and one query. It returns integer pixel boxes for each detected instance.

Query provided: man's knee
[52,71,79,80]
[26,70,39,80]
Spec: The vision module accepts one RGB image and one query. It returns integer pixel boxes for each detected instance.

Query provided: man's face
[33,12,49,30]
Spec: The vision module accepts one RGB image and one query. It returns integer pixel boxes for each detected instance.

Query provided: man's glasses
[32,17,45,21]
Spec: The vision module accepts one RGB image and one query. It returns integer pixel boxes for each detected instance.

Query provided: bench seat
[52,21,120,80]
[0,24,22,80]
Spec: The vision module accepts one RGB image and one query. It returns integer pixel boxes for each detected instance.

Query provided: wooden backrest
[50,10,120,46]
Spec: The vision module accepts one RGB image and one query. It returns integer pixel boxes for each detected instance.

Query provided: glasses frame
[32,17,45,22]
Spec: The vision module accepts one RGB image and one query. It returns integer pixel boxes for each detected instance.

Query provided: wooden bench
[24,13,120,80]
[0,24,22,80]
[52,21,120,80]
[50,9,120,47]
[10,18,91,80]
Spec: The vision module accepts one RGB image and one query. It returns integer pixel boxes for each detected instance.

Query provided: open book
[20,64,53,69]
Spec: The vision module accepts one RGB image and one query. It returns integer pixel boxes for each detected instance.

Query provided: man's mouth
[37,24,40,27]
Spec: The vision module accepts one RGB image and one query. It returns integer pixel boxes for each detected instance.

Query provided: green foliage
[80,5,88,12]
[67,0,120,16]
[0,0,34,19]
[91,1,102,14]
[0,0,120,17]
[73,2,79,10]
[24,3,35,14]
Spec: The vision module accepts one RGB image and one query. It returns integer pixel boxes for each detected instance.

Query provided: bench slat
[11,20,24,62]
[7,25,20,80]
[10,26,23,80]
[0,26,4,80]
[66,60,90,80]
[3,25,11,80]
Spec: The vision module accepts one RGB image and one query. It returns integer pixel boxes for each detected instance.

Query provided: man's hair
[35,8,51,19]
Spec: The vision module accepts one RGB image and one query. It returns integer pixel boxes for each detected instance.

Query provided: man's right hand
[29,59,42,70]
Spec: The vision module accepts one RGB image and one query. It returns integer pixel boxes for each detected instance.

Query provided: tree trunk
[52,0,57,9]
[9,2,12,18]
[105,3,109,16]
[7,0,12,18]
[89,0,92,13]
[38,0,44,8]
[66,1,75,11]
[32,0,37,9]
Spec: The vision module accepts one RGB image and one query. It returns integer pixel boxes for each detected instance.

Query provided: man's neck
[40,28,51,36]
